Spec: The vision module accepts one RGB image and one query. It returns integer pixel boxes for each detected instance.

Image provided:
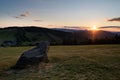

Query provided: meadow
[0,45,120,80]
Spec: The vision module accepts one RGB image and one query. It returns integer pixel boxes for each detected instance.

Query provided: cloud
[14,16,23,19]
[63,26,89,30]
[47,25,68,28]
[34,20,43,22]
[108,17,120,22]
[20,11,29,17]
[14,11,30,19]
[64,26,80,28]
[99,26,120,29]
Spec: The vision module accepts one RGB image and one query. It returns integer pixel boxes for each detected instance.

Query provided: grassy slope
[0,27,68,46]
[0,30,15,44]
[0,45,120,80]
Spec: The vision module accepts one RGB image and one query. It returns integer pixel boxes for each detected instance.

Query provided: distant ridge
[0,26,119,46]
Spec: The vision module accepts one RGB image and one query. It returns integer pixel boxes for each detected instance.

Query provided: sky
[0,0,120,31]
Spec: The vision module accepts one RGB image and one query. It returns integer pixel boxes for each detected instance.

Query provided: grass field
[0,45,120,80]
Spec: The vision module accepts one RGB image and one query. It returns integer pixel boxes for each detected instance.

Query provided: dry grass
[0,45,120,80]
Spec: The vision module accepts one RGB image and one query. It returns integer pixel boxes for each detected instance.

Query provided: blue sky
[0,0,120,31]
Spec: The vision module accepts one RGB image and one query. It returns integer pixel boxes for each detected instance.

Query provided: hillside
[0,26,118,46]
[0,26,73,46]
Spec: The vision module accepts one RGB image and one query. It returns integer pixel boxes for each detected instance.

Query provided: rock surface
[13,41,50,69]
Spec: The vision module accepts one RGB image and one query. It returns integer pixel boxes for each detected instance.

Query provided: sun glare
[91,26,98,30]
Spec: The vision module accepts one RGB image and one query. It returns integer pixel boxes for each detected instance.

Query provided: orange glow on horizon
[91,25,98,30]
[90,25,98,42]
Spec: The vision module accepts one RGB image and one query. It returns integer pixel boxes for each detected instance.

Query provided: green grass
[0,45,120,80]
[0,30,15,44]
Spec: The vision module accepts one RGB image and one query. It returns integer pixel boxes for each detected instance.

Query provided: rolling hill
[0,26,118,46]
[0,26,73,46]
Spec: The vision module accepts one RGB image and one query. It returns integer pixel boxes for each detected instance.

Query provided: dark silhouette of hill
[0,26,74,46]
[0,26,119,46]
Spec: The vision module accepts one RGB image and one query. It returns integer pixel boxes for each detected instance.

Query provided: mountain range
[0,26,119,46]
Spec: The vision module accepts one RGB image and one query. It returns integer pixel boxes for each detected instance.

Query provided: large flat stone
[13,41,50,69]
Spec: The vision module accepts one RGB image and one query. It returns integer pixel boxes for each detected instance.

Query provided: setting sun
[91,26,98,30]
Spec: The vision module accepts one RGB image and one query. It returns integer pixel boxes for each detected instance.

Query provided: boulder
[13,41,50,69]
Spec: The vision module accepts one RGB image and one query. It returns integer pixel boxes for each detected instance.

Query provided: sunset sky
[0,0,120,31]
